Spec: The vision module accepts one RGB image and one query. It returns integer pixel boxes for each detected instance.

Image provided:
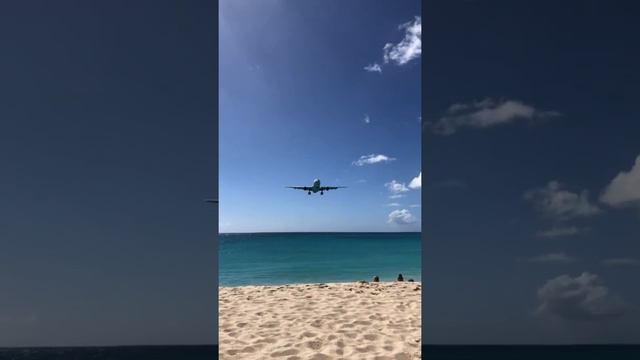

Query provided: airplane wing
[319,186,347,191]
[287,186,311,191]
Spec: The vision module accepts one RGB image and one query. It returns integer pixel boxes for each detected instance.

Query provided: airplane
[287,179,346,195]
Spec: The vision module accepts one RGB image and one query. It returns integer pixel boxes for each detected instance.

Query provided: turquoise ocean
[219,232,421,287]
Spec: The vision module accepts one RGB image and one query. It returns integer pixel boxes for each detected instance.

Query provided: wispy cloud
[383,16,421,66]
[428,98,560,135]
[600,154,640,208]
[524,181,601,220]
[366,16,421,72]
[536,272,627,321]
[408,172,421,190]
[526,253,576,264]
[364,63,382,73]
[352,154,396,166]
[602,258,640,267]
[364,114,371,124]
[389,194,406,199]
[388,209,417,224]
[386,202,401,207]
[385,180,409,194]
[537,226,589,239]
[409,204,421,208]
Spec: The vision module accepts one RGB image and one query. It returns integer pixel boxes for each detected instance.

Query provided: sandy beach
[219,281,421,360]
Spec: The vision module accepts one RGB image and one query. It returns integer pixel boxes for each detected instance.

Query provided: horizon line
[3,343,640,349]
[218,231,422,234]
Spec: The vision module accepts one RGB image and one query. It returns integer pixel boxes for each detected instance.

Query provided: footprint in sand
[352,320,371,326]
[255,337,277,344]
[308,354,331,360]
[356,345,377,353]
[306,339,323,350]
[393,353,411,360]
[260,321,280,328]
[310,319,323,328]
[240,346,256,353]
[270,349,299,357]
[363,333,378,341]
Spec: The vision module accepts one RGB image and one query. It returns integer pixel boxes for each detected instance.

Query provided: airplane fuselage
[310,179,321,193]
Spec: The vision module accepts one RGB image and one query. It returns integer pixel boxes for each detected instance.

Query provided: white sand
[219,281,421,360]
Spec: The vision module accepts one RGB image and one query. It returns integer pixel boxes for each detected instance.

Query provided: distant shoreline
[218,280,422,289]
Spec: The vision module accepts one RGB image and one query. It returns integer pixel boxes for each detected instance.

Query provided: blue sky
[219,0,422,233]
[423,0,640,344]
[1,1,216,347]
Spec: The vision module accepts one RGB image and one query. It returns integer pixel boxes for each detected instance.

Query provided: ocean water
[219,232,421,287]
[3,345,639,359]
[424,345,640,359]
[0,346,216,360]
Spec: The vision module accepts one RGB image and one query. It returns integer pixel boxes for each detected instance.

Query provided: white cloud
[536,272,627,321]
[385,180,409,194]
[409,204,421,208]
[600,154,640,208]
[388,209,417,224]
[364,114,371,124]
[386,202,401,207]
[429,98,560,135]
[352,154,396,166]
[527,253,576,264]
[409,172,421,189]
[383,16,421,65]
[524,181,601,220]
[364,63,382,73]
[537,226,589,239]
[389,194,406,199]
[602,258,640,267]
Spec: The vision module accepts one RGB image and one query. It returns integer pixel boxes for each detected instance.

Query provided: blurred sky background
[423,0,640,344]
[0,0,217,347]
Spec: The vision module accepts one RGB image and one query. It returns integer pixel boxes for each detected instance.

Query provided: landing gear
[320,191,324,195]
